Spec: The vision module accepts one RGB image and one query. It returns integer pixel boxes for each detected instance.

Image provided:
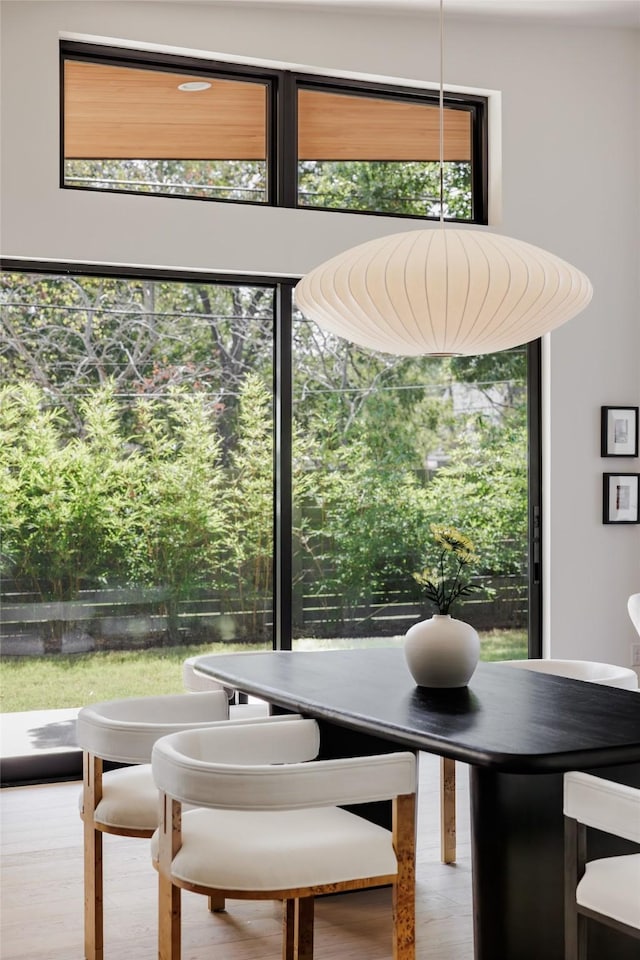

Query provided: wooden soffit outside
[64,60,471,163]
[298,89,471,162]
[64,61,268,161]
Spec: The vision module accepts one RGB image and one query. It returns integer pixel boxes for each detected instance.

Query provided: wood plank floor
[0,753,473,960]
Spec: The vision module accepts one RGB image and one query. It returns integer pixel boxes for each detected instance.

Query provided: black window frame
[1,256,540,658]
[292,74,487,223]
[0,257,541,785]
[59,42,281,206]
[59,40,488,224]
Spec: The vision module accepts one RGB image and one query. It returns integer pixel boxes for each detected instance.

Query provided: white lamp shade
[294,228,593,356]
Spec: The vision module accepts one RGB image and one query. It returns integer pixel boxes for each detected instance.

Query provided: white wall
[1,1,639,666]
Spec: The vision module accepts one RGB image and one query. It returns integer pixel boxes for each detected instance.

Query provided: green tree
[425,410,528,577]
[222,374,273,637]
[64,158,267,202]
[0,382,136,596]
[451,349,528,412]
[1,271,530,646]
[0,382,139,648]
[126,388,228,642]
[298,160,472,219]
[307,438,431,614]
[0,273,274,443]
[293,322,453,469]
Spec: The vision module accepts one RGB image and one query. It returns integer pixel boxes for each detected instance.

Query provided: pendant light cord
[296,0,593,357]
[439,0,445,225]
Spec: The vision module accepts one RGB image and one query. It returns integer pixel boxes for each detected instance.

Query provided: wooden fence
[0,575,527,655]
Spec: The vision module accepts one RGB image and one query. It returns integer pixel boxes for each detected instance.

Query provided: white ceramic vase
[403,614,480,688]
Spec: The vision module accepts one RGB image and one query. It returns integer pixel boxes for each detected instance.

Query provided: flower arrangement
[413,523,480,615]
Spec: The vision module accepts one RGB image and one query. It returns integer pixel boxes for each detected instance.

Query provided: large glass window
[297,86,475,219]
[63,58,269,202]
[292,314,530,662]
[61,43,487,223]
[1,268,537,715]
[0,272,275,703]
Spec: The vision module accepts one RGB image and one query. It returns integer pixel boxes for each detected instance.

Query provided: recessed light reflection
[178,81,212,92]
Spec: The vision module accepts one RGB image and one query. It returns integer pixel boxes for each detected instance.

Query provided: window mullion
[274,282,294,650]
[527,338,543,658]
[275,73,297,208]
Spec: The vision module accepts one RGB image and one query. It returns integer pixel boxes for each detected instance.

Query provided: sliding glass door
[0,265,539,714]
[291,309,535,662]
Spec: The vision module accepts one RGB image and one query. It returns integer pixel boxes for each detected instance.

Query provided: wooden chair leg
[158,795,182,960]
[82,752,103,960]
[158,873,181,960]
[208,893,225,912]
[283,900,296,960]
[440,756,456,864]
[295,897,314,960]
[83,820,103,960]
[392,793,416,960]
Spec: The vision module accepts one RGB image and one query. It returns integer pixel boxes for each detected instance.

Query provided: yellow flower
[415,524,481,614]
[413,567,443,588]
[430,523,476,558]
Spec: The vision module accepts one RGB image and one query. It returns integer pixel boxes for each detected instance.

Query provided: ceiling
[193,0,640,29]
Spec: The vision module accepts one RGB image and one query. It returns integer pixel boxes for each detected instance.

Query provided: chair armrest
[182,656,236,699]
[564,772,640,844]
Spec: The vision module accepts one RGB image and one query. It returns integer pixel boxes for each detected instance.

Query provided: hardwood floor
[0,753,473,960]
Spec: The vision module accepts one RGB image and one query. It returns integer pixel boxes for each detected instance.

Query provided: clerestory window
[61,42,487,223]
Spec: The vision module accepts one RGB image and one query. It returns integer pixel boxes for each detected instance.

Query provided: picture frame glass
[602,406,639,457]
[606,474,639,523]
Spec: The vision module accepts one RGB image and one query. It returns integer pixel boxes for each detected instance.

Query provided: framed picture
[603,473,640,524]
[601,406,639,457]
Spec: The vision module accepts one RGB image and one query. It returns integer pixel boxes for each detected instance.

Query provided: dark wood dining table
[196,647,640,960]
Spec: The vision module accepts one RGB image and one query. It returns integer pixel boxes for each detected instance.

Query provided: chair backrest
[152,718,417,811]
[158,714,321,766]
[76,689,230,763]
[564,771,640,844]
[499,658,638,690]
[182,655,234,699]
[628,593,640,638]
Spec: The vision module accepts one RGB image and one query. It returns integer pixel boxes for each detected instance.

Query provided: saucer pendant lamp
[294,3,593,357]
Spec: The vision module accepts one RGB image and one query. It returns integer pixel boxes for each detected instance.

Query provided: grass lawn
[0,630,527,713]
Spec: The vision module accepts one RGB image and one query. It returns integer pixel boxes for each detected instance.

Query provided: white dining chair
[76,689,296,960]
[564,771,640,958]
[182,653,270,719]
[151,717,417,960]
[439,658,639,864]
[498,658,639,688]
